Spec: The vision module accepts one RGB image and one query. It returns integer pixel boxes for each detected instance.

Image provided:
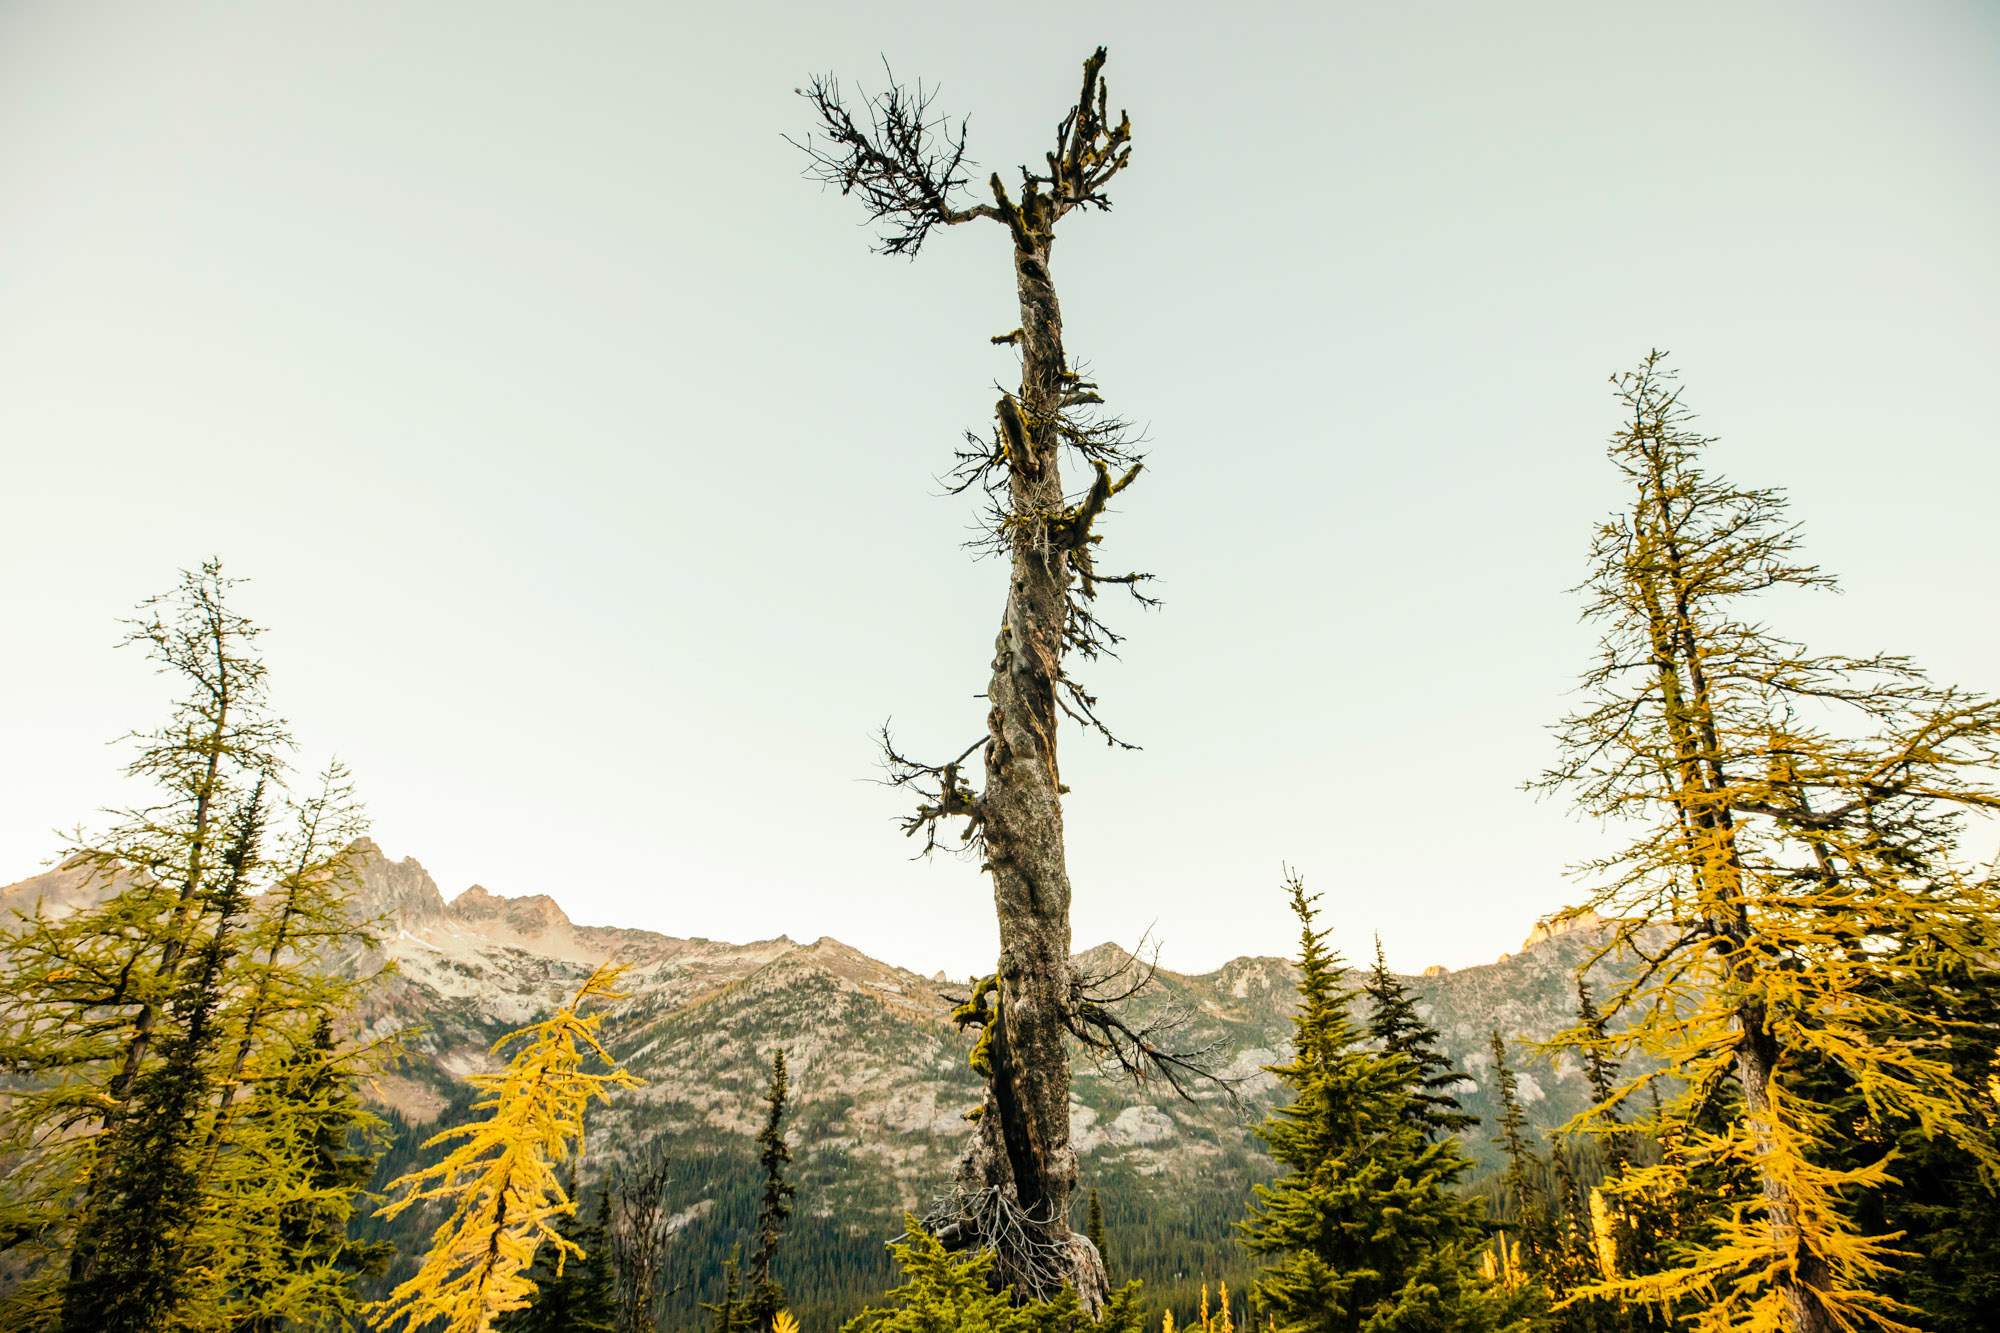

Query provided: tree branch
[1063,939,1240,1104]
[789,66,999,257]
[878,726,985,856]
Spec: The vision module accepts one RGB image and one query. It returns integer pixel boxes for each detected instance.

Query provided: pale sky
[3,2,1996,978]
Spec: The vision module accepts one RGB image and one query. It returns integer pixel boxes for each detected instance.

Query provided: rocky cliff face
[0,843,1634,1182]
[2,840,1633,1169]
[325,842,1633,1197]
[1,844,1642,1321]
[0,858,125,920]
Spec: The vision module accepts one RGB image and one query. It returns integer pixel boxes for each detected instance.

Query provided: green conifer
[0,565,385,1333]
[706,1249,753,1333]
[1791,928,2000,1333]
[1087,1187,1109,1281]
[1486,1031,1554,1277]
[1569,983,1629,1173]
[1363,937,1477,1138]
[224,1011,396,1332]
[0,564,285,1323]
[842,1215,1146,1333]
[61,786,265,1333]
[1541,1140,1625,1333]
[502,1178,617,1333]
[747,1048,796,1333]
[1239,873,1543,1333]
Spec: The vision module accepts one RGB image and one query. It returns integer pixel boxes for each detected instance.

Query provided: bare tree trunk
[951,227,1103,1306]
[797,50,1165,1309]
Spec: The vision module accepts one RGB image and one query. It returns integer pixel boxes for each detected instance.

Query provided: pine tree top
[1241,875,1527,1333]
[1363,937,1478,1139]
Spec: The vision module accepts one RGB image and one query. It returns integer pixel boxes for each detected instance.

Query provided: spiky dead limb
[879,729,985,857]
[1065,940,1240,1104]
[952,382,1155,752]
[789,65,988,257]
[931,942,1236,1304]
[799,48,1186,1308]
[917,1185,1078,1305]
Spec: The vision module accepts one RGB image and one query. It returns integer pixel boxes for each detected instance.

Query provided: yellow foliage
[1477,1233,1536,1292]
[1163,1277,1239,1333]
[1537,355,2000,1332]
[774,1312,800,1333]
[1587,1087,1928,1333]
[367,964,642,1333]
[1587,1188,1620,1284]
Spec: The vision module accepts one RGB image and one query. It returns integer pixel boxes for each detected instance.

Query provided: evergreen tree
[1569,983,1630,1174]
[1540,1141,1627,1333]
[842,1215,1147,1333]
[62,789,265,1333]
[1239,873,1542,1333]
[202,760,375,1170]
[222,1010,396,1333]
[747,1049,795,1333]
[0,565,387,1333]
[1087,1188,1109,1282]
[201,774,390,1333]
[503,1179,618,1333]
[1790,928,2000,1333]
[1537,353,2000,1331]
[0,563,285,1323]
[1486,1032,1553,1276]
[1363,937,1477,1138]
[706,1249,752,1333]
[1542,983,1681,1333]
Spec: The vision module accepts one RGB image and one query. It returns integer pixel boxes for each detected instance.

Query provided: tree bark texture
[797,50,1136,1307]
[956,227,1104,1307]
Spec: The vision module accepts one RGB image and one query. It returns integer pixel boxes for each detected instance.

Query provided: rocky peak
[1073,941,1139,978]
[347,838,446,932]
[448,884,574,942]
[0,858,121,921]
[1519,907,1612,953]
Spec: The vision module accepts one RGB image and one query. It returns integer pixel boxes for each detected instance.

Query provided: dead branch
[878,726,985,856]
[918,1183,1070,1301]
[1062,940,1241,1104]
[610,1143,686,1333]
[789,65,999,257]
[1054,672,1139,751]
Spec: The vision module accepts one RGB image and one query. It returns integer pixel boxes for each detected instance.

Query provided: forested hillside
[0,844,1641,1330]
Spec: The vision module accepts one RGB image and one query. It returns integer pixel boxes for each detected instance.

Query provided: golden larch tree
[1538,353,2000,1333]
[371,963,640,1333]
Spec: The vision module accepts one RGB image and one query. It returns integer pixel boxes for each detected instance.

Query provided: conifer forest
[2,14,1996,1333]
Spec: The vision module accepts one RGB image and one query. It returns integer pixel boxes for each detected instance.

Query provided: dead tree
[797,48,1220,1308]
[609,1144,682,1333]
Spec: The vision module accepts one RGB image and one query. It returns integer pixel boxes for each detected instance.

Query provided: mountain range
[0,840,1635,1327]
